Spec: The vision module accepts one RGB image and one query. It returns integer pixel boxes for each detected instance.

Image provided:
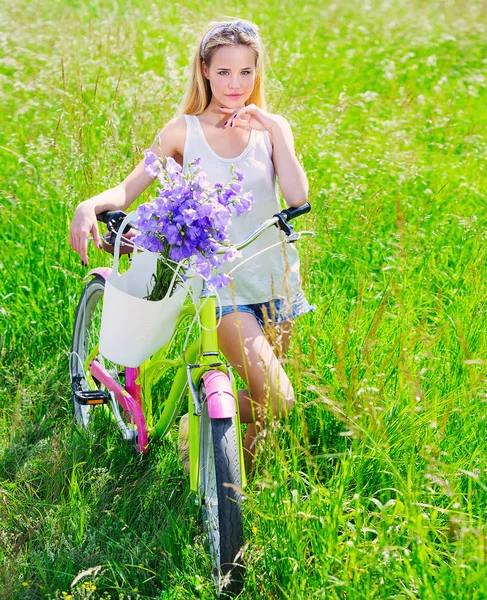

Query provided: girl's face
[202,44,256,109]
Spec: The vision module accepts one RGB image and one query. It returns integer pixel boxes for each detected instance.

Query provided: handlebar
[97,201,312,251]
[96,210,132,234]
[227,202,312,251]
[273,203,311,237]
[280,203,311,222]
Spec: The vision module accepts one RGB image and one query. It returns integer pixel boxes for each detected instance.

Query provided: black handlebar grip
[96,210,131,233]
[273,202,311,235]
[280,202,311,222]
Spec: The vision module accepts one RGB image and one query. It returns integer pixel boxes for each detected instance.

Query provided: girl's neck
[200,98,245,126]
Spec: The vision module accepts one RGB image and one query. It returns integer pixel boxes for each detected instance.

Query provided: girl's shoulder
[155,115,187,160]
[158,115,187,142]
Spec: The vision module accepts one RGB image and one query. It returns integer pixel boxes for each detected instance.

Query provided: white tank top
[182,114,301,306]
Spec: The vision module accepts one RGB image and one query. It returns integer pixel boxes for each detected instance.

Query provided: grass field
[1,0,487,598]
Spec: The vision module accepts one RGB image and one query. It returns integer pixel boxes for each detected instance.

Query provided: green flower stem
[147,255,178,301]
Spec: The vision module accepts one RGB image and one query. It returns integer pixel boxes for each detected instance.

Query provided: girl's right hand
[69,202,102,266]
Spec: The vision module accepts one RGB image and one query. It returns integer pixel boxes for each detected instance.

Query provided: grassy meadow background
[1,0,487,597]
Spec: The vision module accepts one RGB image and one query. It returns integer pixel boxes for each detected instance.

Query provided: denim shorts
[216,291,315,329]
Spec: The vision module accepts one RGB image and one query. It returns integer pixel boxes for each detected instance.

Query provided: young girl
[69,19,312,472]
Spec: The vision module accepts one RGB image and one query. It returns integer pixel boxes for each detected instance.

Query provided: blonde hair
[179,19,266,115]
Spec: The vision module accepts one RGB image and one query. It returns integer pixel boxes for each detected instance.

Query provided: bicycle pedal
[74,389,110,406]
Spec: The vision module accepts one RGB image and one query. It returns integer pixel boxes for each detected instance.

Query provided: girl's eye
[217,70,252,76]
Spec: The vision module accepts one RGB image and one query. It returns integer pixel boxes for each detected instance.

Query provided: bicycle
[69,202,311,595]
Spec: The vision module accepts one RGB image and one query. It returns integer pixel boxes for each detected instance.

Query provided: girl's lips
[227,94,243,98]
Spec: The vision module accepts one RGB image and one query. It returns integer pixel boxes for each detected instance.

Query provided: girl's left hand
[220,104,280,133]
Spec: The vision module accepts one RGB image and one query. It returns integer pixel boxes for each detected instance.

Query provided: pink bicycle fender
[88,267,112,280]
[203,371,237,419]
[90,360,148,452]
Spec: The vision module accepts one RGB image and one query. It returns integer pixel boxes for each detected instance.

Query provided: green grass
[1,0,486,597]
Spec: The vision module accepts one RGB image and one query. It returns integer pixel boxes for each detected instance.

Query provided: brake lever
[275,213,293,236]
[285,231,315,243]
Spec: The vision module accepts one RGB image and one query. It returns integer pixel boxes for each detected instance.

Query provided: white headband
[200,21,259,58]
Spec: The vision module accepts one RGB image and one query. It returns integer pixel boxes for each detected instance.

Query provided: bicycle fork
[187,293,247,494]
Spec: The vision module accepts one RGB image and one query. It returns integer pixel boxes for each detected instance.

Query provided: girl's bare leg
[217,312,293,475]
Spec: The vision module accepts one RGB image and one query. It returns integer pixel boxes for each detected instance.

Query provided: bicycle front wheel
[199,379,244,595]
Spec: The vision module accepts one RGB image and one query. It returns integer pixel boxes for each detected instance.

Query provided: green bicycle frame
[135,292,246,494]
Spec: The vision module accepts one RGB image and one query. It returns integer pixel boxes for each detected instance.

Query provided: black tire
[70,276,107,427]
[200,381,244,596]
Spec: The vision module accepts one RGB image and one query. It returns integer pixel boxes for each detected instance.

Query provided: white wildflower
[400,51,415,63]
[360,90,379,102]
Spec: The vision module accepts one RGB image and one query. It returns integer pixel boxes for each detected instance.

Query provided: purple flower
[133,232,165,253]
[186,226,203,243]
[143,150,161,178]
[223,247,242,262]
[220,187,237,203]
[196,203,213,219]
[169,246,186,261]
[194,258,212,278]
[165,224,181,245]
[193,171,210,189]
[154,197,172,217]
[212,204,231,229]
[234,192,254,216]
[165,156,182,175]
[212,229,227,243]
[136,149,254,295]
[208,272,231,289]
[180,240,194,258]
[181,208,197,225]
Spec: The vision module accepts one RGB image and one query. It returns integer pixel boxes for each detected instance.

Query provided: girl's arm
[268,116,308,208]
[70,117,185,264]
